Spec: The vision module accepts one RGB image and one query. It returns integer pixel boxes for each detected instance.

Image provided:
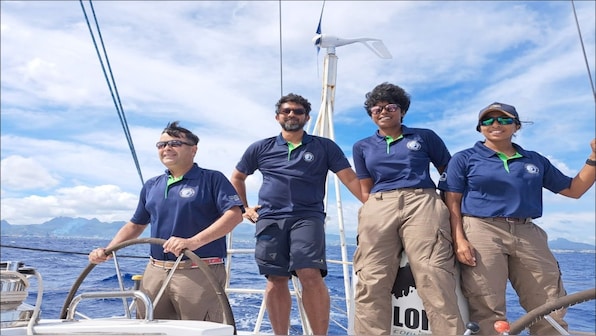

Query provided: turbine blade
[369,40,392,59]
[359,41,392,59]
[315,1,326,54]
[314,35,321,54]
[316,1,325,35]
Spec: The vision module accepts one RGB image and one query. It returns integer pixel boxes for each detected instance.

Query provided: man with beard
[231,93,364,335]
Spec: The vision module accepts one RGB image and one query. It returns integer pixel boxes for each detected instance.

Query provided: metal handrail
[67,290,153,321]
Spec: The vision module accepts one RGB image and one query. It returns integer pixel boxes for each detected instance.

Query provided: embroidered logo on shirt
[303,152,315,162]
[439,172,447,181]
[525,163,539,174]
[229,195,241,202]
[406,140,421,151]
[179,187,196,198]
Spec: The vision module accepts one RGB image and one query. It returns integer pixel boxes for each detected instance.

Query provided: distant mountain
[0,217,252,240]
[1,217,594,251]
[0,217,147,239]
[548,238,595,251]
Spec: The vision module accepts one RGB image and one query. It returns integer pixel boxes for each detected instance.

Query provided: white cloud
[1,1,594,245]
[1,155,59,190]
[535,210,596,245]
[1,185,137,225]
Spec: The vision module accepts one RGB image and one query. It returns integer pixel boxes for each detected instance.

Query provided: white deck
[1,318,235,335]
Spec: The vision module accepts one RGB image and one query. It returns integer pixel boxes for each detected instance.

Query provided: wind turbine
[309,19,392,326]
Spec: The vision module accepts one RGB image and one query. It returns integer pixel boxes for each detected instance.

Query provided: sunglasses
[479,116,516,126]
[155,140,194,149]
[278,108,307,115]
[370,104,401,115]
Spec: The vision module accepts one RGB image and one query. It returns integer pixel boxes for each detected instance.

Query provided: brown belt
[149,257,224,270]
[485,217,532,224]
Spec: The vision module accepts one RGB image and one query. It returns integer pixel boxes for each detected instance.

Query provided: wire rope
[79,0,144,185]
[278,0,284,97]
[570,0,596,104]
[1,243,146,259]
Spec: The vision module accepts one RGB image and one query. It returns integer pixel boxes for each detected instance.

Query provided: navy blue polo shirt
[131,163,243,260]
[352,125,451,193]
[438,141,572,219]
[235,132,352,221]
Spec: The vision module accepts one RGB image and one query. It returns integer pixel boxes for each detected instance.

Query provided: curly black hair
[364,82,411,117]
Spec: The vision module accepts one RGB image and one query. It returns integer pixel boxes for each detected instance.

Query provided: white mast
[310,33,391,323]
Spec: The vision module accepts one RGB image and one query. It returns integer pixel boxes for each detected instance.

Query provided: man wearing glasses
[231,93,364,335]
[89,121,243,322]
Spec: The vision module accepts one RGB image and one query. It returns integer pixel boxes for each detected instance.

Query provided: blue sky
[1,1,595,244]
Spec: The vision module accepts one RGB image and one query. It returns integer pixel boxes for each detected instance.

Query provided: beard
[281,119,306,132]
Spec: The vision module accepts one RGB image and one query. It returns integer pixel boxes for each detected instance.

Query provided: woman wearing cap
[439,102,596,335]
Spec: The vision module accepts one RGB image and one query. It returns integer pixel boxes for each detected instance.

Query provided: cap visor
[479,109,516,120]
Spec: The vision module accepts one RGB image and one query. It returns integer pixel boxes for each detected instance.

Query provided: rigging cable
[570,0,596,104]
[278,0,283,97]
[79,0,144,185]
[0,243,146,259]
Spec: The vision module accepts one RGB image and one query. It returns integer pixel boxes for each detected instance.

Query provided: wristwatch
[586,158,596,166]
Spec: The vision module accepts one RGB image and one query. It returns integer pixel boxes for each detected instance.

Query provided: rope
[79,0,144,185]
[0,244,146,259]
[570,0,596,104]
[278,0,283,97]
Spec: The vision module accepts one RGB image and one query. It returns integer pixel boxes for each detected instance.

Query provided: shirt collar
[164,163,200,179]
[475,141,527,157]
[275,131,312,145]
[374,125,412,142]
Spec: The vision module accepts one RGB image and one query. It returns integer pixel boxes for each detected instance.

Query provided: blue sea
[1,235,594,335]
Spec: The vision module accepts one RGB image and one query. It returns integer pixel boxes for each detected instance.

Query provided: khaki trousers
[461,216,567,335]
[353,188,465,335]
[136,261,227,322]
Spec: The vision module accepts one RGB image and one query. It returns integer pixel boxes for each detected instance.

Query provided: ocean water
[1,235,594,335]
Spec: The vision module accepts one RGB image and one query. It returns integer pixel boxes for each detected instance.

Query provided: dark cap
[478,102,519,120]
[476,102,520,132]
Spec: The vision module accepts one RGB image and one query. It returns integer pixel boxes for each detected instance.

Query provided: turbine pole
[311,44,353,322]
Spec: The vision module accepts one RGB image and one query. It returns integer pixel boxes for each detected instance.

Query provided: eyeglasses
[155,140,194,149]
[479,116,515,126]
[278,108,307,115]
[370,104,400,115]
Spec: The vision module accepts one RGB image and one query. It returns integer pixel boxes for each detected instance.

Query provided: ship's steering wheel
[58,238,236,334]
